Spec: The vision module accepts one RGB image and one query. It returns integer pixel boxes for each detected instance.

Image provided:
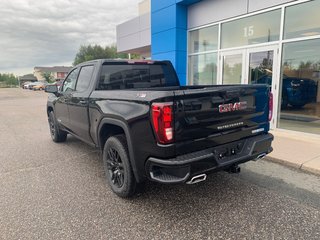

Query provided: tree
[73,44,134,66]
[0,73,18,88]
[41,72,54,83]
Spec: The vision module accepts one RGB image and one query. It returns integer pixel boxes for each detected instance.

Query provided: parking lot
[0,88,320,239]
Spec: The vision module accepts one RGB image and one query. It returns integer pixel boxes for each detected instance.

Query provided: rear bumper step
[146,133,273,184]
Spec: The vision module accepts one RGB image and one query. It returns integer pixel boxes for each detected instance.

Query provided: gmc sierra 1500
[45,59,273,197]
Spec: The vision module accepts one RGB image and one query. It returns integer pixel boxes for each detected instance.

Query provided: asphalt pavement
[0,88,319,240]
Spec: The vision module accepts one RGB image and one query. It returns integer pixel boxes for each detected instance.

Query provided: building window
[221,9,281,49]
[188,53,217,85]
[278,38,320,134]
[284,0,320,40]
[189,25,218,53]
[222,54,242,84]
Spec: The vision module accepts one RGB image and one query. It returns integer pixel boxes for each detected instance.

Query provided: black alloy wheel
[106,147,125,188]
[48,111,67,142]
[103,134,137,198]
[49,113,56,137]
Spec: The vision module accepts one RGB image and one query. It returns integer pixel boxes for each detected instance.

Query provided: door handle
[79,100,87,105]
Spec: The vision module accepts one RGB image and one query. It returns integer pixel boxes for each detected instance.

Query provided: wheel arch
[98,118,140,182]
[47,106,54,116]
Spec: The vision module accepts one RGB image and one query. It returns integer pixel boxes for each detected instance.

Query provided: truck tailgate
[173,85,270,155]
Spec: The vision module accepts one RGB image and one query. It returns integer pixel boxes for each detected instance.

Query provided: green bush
[0,73,19,88]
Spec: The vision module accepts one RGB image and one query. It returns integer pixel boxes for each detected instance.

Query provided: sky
[0,0,141,76]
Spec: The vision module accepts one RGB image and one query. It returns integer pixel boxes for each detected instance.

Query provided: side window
[61,68,79,92]
[76,65,94,92]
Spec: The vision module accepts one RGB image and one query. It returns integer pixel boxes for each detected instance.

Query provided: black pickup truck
[45,59,273,197]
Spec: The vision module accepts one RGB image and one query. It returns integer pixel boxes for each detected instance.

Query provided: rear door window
[76,65,94,92]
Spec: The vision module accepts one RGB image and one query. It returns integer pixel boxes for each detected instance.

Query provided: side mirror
[45,84,58,94]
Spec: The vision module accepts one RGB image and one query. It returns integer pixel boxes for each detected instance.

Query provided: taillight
[151,102,173,144]
[268,92,273,121]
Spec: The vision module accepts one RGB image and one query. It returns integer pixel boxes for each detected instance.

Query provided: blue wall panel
[151,0,202,85]
[151,0,176,12]
[176,0,201,5]
[151,1,189,85]
[176,28,187,51]
[176,4,188,29]
[175,51,187,75]
[151,5,177,34]
[151,23,187,54]
[152,29,177,53]
[152,52,176,65]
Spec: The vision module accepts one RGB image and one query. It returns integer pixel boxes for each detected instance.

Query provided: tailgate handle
[184,100,202,110]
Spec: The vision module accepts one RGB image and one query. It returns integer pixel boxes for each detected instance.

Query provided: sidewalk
[266,130,320,176]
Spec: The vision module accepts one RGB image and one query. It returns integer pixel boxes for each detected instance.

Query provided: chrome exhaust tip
[254,153,267,161]
[186,174,207,184]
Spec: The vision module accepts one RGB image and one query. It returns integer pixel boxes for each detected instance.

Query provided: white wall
[188,0,297,29]
[116,13,151,56]
[139,0,150,15]
[248,0,297,12]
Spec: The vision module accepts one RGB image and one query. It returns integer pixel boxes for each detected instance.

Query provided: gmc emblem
[219,101,247,113]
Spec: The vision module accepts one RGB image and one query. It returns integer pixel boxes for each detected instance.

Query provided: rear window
[97,63,179,90]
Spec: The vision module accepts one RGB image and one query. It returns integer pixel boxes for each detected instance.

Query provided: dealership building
[117,0,320,137]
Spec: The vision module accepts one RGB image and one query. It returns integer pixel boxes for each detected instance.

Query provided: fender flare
[97,118,140,182]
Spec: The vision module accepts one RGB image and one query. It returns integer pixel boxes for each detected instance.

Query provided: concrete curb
[265,156,320,176]
[301,157,320,176]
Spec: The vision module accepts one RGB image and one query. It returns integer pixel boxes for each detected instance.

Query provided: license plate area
[213,140,245,162]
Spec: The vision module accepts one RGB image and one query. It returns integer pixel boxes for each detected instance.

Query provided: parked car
[28,81,40,89]
[23,81,34,89]
[32,82,46,90]
[27,81,46,90]
[45,59,273,197]
[253,74,317,108]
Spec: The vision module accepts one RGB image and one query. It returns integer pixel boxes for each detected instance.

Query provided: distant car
[23,82,34,89]
[28,81,47,90]
[28,82,39,89]
[253,74,318,108]
[32,82,46,90]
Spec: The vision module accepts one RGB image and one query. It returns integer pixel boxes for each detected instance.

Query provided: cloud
[0,0,141,75]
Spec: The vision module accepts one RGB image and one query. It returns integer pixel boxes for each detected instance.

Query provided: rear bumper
[145,133,273,184]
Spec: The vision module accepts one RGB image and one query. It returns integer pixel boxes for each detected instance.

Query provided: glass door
[219,50,246,84]
[245,46,279,128]
[247,51,274,85]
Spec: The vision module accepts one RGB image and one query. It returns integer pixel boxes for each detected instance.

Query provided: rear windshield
[97,63,179,90]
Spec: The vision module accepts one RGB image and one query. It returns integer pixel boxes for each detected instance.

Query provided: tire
[48,111,67,142]
[103,134,137,198]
